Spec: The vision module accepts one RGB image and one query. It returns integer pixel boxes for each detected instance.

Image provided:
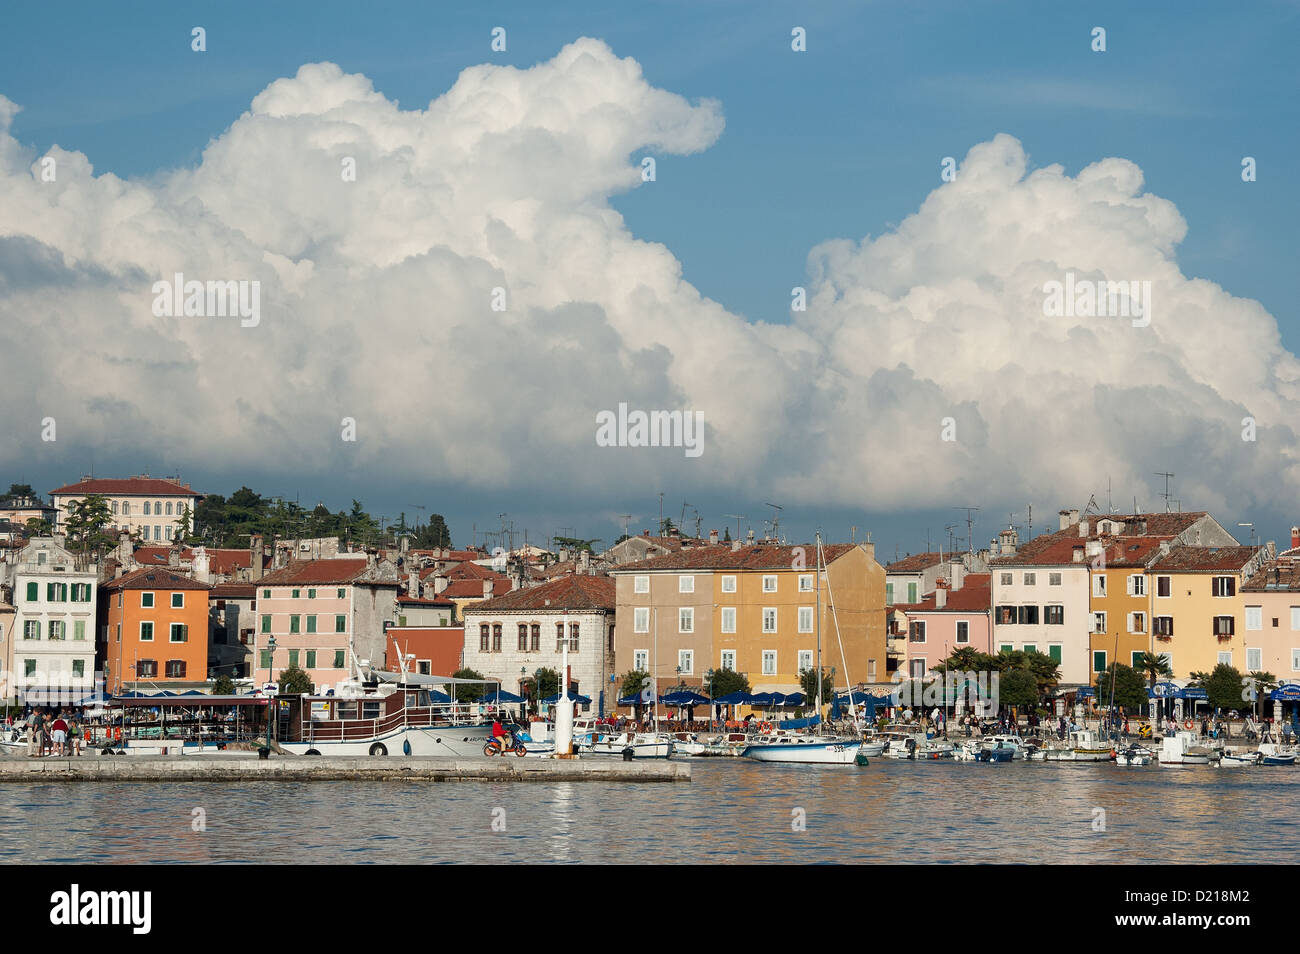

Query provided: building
[10,537,98,703]
[885,552,947,606]
[394,594,455,628]
[602,529,710,566]
[0,494,57,529]
[462,574,616,712]
[1240,554,1300,683]
[50,476,202,543]
[1148,544,1268,680]
[898,572,993,678]
[611,542,886,698]
[383,626,465,676]
[102,567,212,692]
[209,582,256,681]
[1085,534,1169,682]
[135,545,255,584]
[252,557,400,692]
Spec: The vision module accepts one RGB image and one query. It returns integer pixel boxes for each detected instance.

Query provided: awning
[479,689,524,704]
[713,691,753,705]
[661,691,711,706]
[1271,684,1300,701]
[750,692,788,707]
[542,693,592,705]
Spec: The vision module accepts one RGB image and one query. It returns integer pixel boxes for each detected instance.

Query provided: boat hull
[743,741,861,764]
[281,724,493,757]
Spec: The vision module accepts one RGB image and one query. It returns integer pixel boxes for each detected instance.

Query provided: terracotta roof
[397,594,455,607]
[1243,559,1300,592]
[445,562,507,581]
[410,549,484,561]
[1150,546,1261,573]
[260,558,390,586]
[907,575,992,613]
[136,546,252,575]
[886,552,948,573]
[467,575,616,613]
[989,513,1210,567]
[612,543,858,573]
[441,579,512,600]
[50,477,202,497]
[103,567,211,591]
[210,582,256,599]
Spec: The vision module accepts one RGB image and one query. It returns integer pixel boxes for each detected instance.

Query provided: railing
[298,703,492,743]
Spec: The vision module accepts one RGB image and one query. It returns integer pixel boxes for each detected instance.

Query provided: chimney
[407,570,419,598]
[168,543,181,567]
[1079,519,1089,538]
[482,579,493,599]
[559,547,569,564]
[580,549,591,572]
[192,546,210,584]
[400,535,410,557]
[746,529,755,544]
[709,529,719,545]
[249,534,264,581]
[1291,527,1299,550]
[949,558,965,591]
[433,574,448,595]
[642,530,650,538]
[935,584,948,609]
[1072,546,1085,563]
[731,539,742,553]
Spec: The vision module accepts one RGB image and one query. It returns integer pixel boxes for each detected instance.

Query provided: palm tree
[1136,651,1174,724]
[1247,670,1278,722]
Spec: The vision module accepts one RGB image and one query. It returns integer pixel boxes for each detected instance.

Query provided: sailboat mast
[814,531,823,716]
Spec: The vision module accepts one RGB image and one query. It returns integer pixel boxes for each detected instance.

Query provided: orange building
[103,567,212,692]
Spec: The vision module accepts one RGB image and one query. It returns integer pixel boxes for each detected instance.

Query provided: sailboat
[743,533,864,765]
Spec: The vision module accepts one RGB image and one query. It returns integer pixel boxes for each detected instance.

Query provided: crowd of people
[4,708,89,757]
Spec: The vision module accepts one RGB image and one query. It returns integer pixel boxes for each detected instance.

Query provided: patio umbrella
[662,691,712,706]
[542,693,592,705]
[782,692,805,706]
[713,691,753,705]
[479,688,523,704]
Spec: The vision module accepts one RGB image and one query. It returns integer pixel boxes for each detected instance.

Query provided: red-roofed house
[50,475,202,544]
[383,626,465,677]
[895,573,993,678]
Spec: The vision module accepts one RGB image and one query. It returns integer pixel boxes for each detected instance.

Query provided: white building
[462,574,616,713]
[50,475,202,544]
[11,537,98,703]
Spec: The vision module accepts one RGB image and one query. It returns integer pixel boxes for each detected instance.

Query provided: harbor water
[0,758,1294,864]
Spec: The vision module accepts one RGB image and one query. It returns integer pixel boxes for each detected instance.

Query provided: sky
[1,0,1297,558]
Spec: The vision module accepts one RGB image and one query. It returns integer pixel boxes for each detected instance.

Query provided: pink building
[898,573,992,678]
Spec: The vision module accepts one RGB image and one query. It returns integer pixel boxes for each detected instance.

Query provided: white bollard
[554,697,574,757]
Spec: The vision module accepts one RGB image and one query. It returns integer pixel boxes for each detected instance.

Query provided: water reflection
[0,761,1295,864]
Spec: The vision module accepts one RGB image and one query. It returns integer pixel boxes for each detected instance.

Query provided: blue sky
[2,1,1296,555]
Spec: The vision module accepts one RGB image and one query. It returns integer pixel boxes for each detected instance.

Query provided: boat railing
[298,703,489,743]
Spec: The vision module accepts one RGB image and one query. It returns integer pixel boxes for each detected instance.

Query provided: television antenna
[724,514,746,540]
[953,506,980,557]
[764,502,783,541]
[1154,472,1174,513]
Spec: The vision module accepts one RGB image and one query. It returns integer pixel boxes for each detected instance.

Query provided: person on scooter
[490,718,512,753]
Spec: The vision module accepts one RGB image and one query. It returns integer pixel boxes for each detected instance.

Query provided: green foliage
[998,669,1039,709]
[1204,662,1245,712]
[25,517,53,536]
[708,668,750,698]
[452,667,485,703]
[6,484,35,498]
[522,667,560,702]
[65,495,116,557]
[413,513,452,549]
[1135,652,1173,687]
[798,667,835,703]
[211,674,236,695]
[277,665,314,695]
[723,526,732,542]
[932,647,996,675]
[994,649,1061,689]
[619,669,652,700]
[1095,663,1150,712]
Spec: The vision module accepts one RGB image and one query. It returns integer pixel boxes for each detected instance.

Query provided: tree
[522,667,560,705]
[414,513,452,549]
[1095,663,1150,713]
[211,674,236,695]
[798,667,834,705]
[998,669,1039,710]
[277,665,314,695]
[25,517,53,536]
[64,495,115,559]
[723,526,732,542]
[618,669,652,701]
[6,483,35,498]
[931,647,996,675]
[708,668,750,698]
[1204,662,1245,712]
[658,517,677,537]
[1135,651,1173,694]
[175,504,195,545]
[1246,670,1278,720]
[451,668,485,703]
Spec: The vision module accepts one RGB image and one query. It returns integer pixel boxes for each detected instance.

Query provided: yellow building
[1087,537,1168,683]
[1147,545,1265,680]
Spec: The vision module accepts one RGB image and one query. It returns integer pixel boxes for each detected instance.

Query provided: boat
[1114,743,1154,766]
[1039,729,1113,761]
[1157,730,1213,765]
[742,735,861,764]
[1216,751,1258,767]
[1256,743,1298,766]
[975,740,1016,762]
[857,737,886,758]
[916,739,955,760]
[579,730,673,758]
[669,732,707,756]
[880,729,928,759]
[698,732,751,756]
[979,735,1027,760]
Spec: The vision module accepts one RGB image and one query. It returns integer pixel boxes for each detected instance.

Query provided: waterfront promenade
[0,755,690,783]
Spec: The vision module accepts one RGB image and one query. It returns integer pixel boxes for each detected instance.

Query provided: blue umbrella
[713,691,753,705]
[750,692,787,707]
[782,692,805,706]
[542,693,592,705]
[661,691,712,706]
[479,688,523,704]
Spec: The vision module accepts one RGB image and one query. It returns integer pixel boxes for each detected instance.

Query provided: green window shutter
[306,650,316,669]
[263,589,270,599]
[260,650,271,669]
[999,644,1013,654]
[74,620,85,641]
[288,649,299,668]
[1093,651,1107,672]
[26,582,36,601]
[1131,652,1143,668]
[1022,643,1036,654]
[292,589,300,599]
[308,589,316,599]
[46,583,54,601]
[306,615,316,633]
[337,588,345,599]
[398,615,407,627]
[335,615,346,633]
[334,649,345,668]
[885,583,893,605]
[908,583,917,602]
[290,616,300,634]
[1049,645,1062,663]
[261,615,271,633]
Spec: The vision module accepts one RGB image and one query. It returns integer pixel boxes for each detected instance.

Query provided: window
[762,575,777,593]
[140,622,154,642]
[679,575,694,594]
[1131,651,1144,668]
[492,624,502,652]
[154,500,162,514]
[518,624,528,651]
[1214,616,1235,637]
[679,608,694,633]
[570,623,580,653]
[885,583,894,605]
[799,574,813,592]
[153,526,161,541]
[1000,573,1013,586]
[121,501,130,516]
[166,501,173,515]
[1093,650,1107,673]
[24,659,36,677]
[556,622,565,649]
[137,660,157,678]
[1247,647,1262,671]
[308,588,316,599]
[25,581,36,602]
[721,575,736,593]
[1154,616,1174,637]
[335,615,346,633]
[1128,574,1147,597]
[260,650,272,670]
[678,650,693,675]
[1129,612,1146,634]
[164,526,173,541]
[116,624,120,642]
[1293,649,1300,672]
[141,592,154,608]
[762,651,777,675]
[720,607,736,634]
[633,608,649,634]
[956,621,969,644]
[306,615,317,634]
[290,615,300,634]
[171,592,184,609]
[23,620,39,640]
[47,583,67,602]
[1022,643,1036,654]
[909,659,925,678]
[1016,605,1039,625]
[1045,605,1065,625]
[1048,573,1062,586]
[1246,606,1262,631]
[1217,651,1233,666]
[263,589,271,598]
[337,588,345,599]
[292,589,301,599]
[334,650,346,668]
[72,659,85,678]
[909,620,926,642]
[634,650,649,671]
[73,620,85,641]
[762,608,777,633]
[1212,576,1236,597]
[720,650,736,671]
[288,650,299,668]
[143,501,151,515]
[48,620,65,640]
[798,650,813,672]
[999,644,1013,654]
[1156,575,1171,598]
[306,650,317,670]
[1092,576,1107,598]
[1091,612,1106,634]
[634,575,650,594]
[479,624,490,651]
[995,605,1017,625]
[531,624,540,651]
[907,583,918,603]
[1289,608,1300,631]
[798,606,814,633]
[1023,573,1036,586]
[1048,644,1062,664]
[170,623,187,642]
[868,659,877,680]
[165,660,186,678]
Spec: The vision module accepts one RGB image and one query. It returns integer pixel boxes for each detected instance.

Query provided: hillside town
[2,475,1299,726]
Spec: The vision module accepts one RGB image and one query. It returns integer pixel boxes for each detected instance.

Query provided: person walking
[24,708,40,757]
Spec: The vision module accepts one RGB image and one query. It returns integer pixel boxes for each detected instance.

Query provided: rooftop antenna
[1155,472,1174,513]
[764,502,783,542]
[658,492,664,534]
[724,514,746,539]
[1107,476,1114,514]
[1027,504,1032,539]
[680,501,692,533]
[618,514,633,541]
[945,524,958,553]
[954,507,980,558]
[692,509,703,540]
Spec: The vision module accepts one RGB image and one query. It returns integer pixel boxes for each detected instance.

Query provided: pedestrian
[25,708,40,757]
[50,712,68,757]
[40,714,52,757]
[68,712,82,757]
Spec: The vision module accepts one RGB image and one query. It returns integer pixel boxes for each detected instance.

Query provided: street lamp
[264,634,277,752]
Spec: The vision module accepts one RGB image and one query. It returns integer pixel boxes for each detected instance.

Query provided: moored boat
[742,735,861,764]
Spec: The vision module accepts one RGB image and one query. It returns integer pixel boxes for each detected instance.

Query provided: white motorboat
[979,735,1027,760]
[880,730,928,759]
[580,730,672,758]
[916,740,956,760]
[1255,743,1298,766]
[1157,731,1213,765]
[742,735,862,764]
[1217,751,1258,767]
[857,738,886,758]
[1115,744,1154,766]
[668,732,707,756]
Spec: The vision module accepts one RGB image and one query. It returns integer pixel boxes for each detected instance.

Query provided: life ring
[1184,720,1193,730]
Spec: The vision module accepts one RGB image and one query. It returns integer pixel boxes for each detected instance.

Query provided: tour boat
[742,735,862,764]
